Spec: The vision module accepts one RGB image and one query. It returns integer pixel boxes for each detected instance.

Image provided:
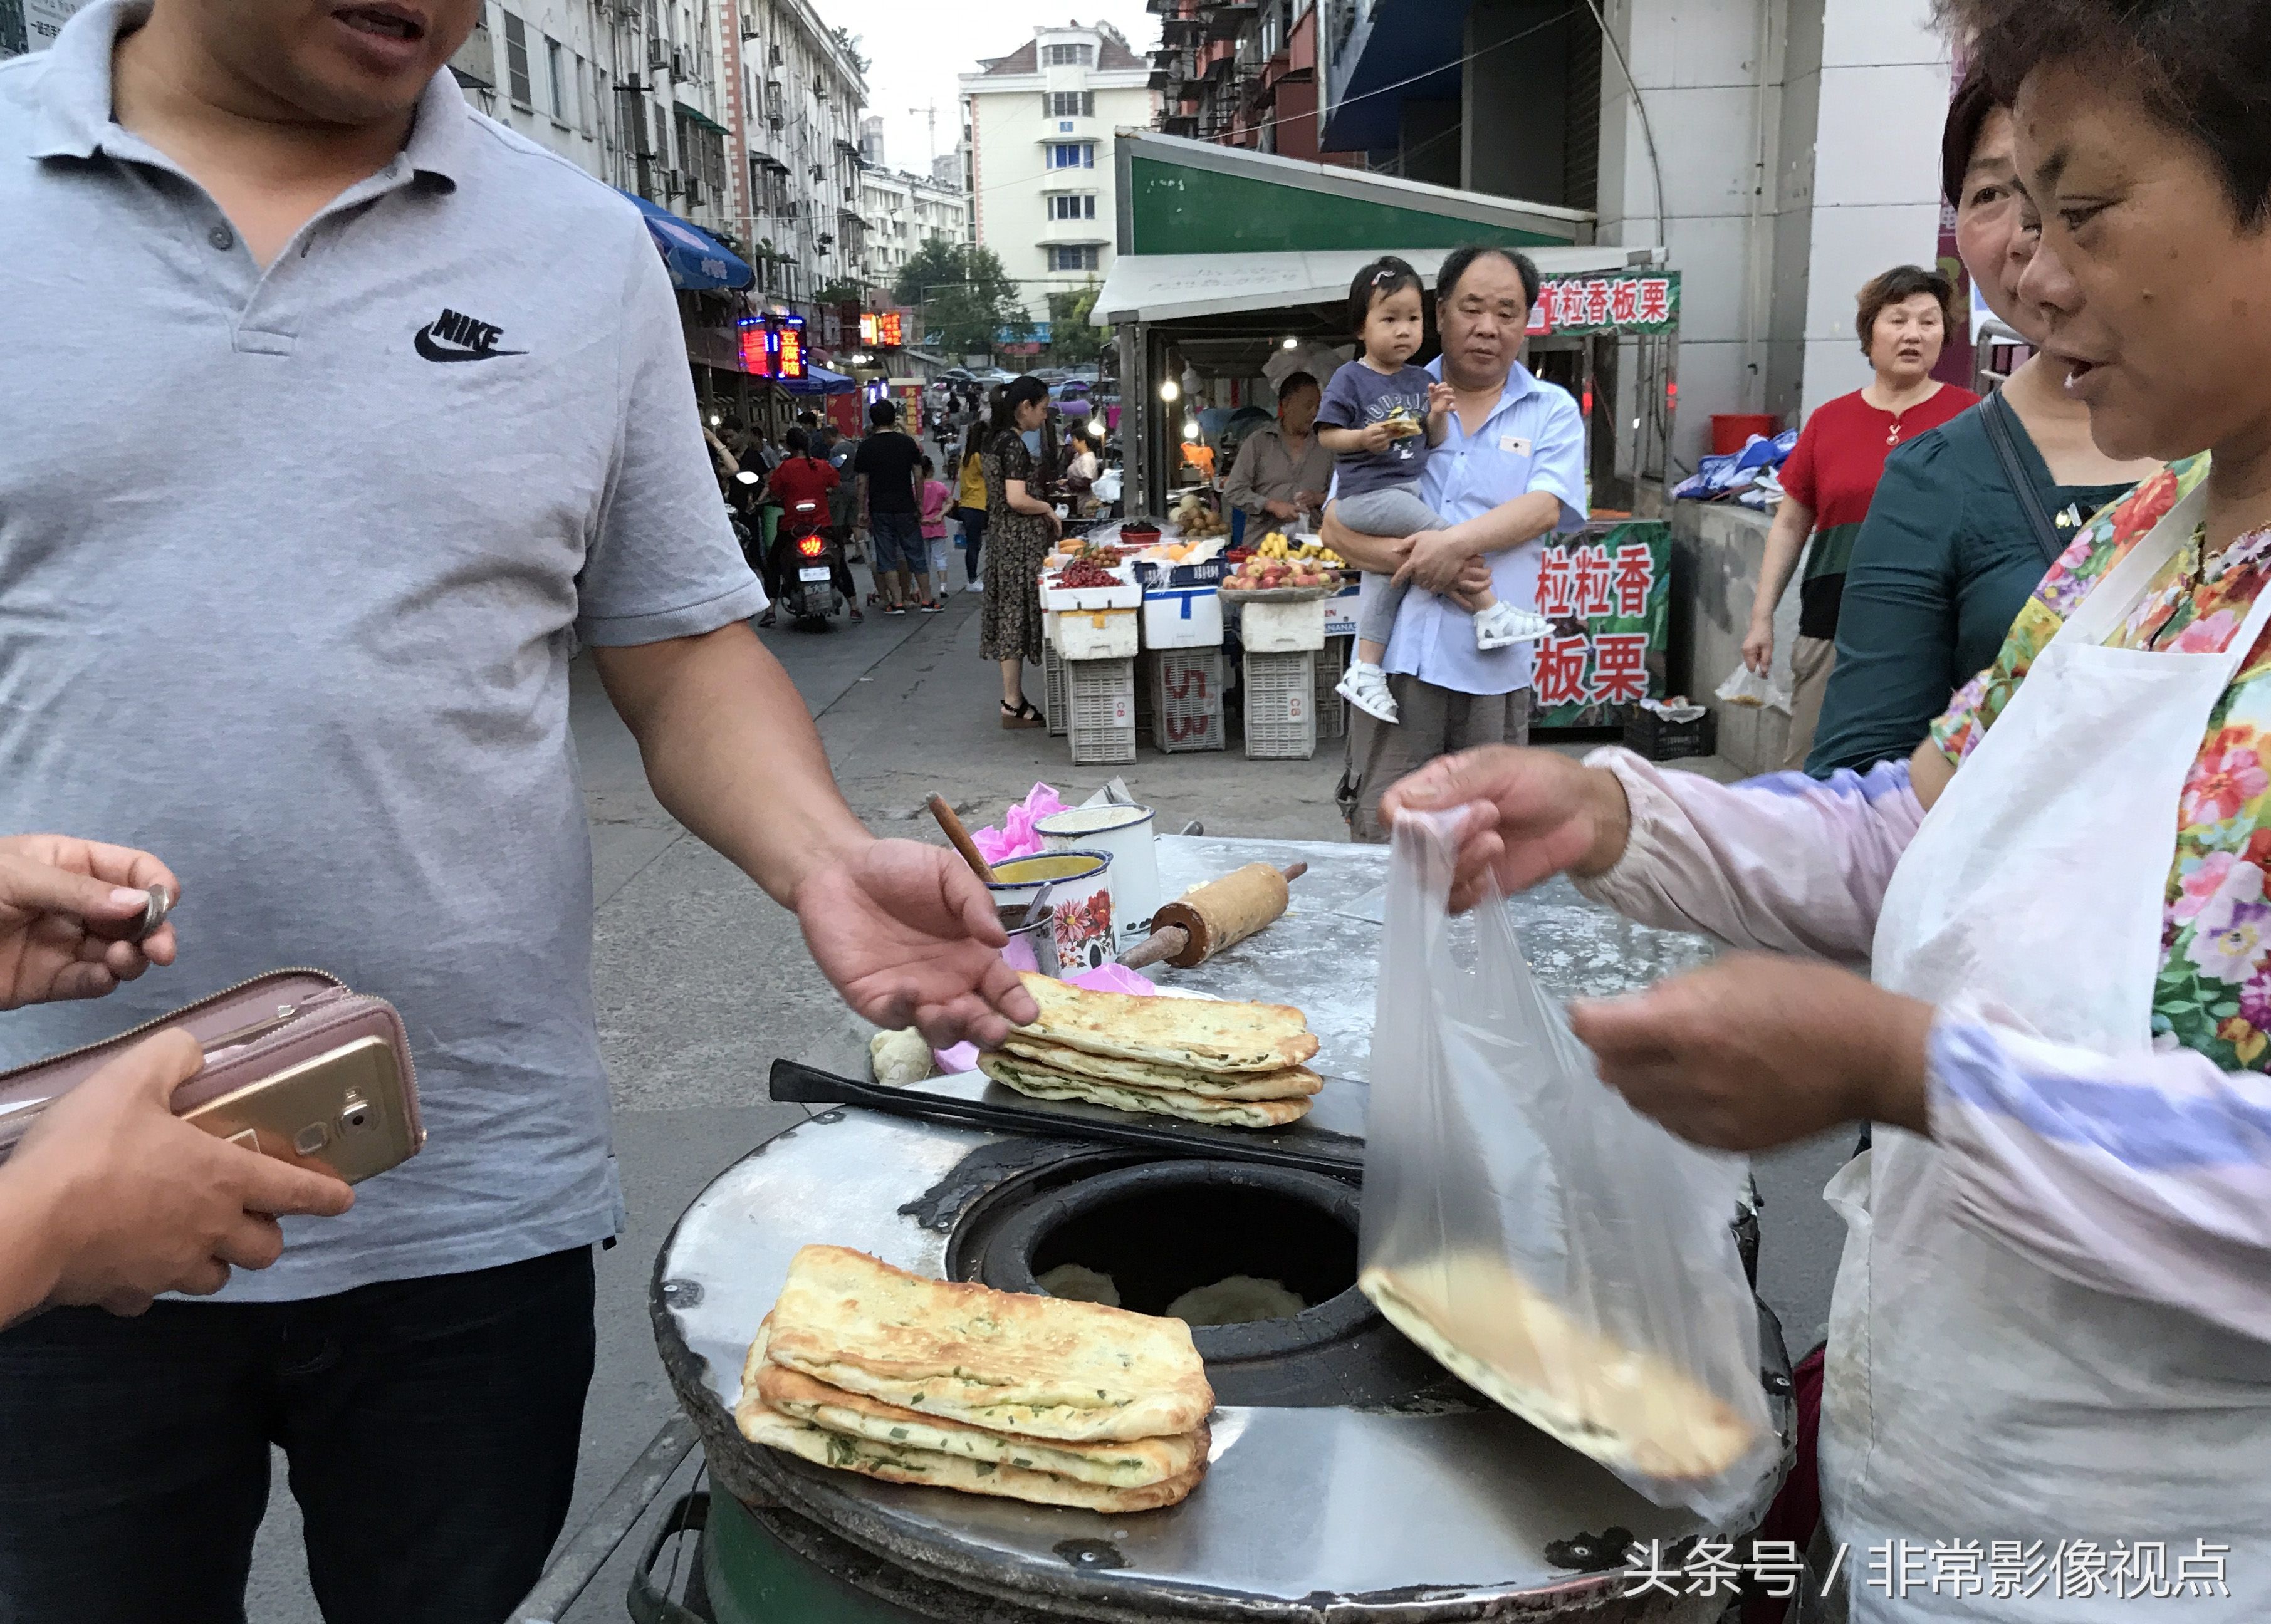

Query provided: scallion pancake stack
[736,1246,1214,1511]
[978,972,1322,1127]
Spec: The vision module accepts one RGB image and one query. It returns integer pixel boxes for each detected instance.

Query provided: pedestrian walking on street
[1804,76,2161,776]
[1743,265,1978,768]
[0,7,1036,1620]
[983,376,1060,728]
[852,400,935,613]
[952,429,990,593]
[918,455,953,596]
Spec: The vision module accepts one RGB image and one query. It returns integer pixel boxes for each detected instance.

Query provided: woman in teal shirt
[1805,78,2160,777]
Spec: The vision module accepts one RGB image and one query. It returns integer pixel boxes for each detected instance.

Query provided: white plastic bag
[1358,811,1777,1519]
[1714,662,1783,710]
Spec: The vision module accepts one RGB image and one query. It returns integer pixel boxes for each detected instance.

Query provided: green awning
[1116,132,1591,258]
[675,100,730,135]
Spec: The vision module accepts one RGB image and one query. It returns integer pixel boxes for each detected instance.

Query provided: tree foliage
[895,237,1030,358]
[1048,285,1107,368]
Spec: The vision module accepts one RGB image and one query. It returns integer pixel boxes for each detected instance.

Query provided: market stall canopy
[781,364,855,396]
[1090,247,1654,327]
[1114,132,1593,259]
[618,189,753,291]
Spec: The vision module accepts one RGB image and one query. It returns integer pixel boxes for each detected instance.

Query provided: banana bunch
[1258,533,1345,567]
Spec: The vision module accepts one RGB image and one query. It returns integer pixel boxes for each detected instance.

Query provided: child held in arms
[1317,256,1550,724]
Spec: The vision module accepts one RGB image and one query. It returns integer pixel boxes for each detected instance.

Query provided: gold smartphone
[180,1035,422,1185]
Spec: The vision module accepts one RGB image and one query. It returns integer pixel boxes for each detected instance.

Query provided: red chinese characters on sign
[1591,633,1650,704]
[1609,279,1641,325]
[776,323,806,379]
[1612,543,1655,618]
[1535,635,1592,708]
[1582,279,1614,326]
[875,311,905,347]
[1537,548,1575,618]
[1570,543,1614,618]
[1637,278,1673,325]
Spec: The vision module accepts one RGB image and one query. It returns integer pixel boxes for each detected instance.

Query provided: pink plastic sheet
[970,783,1068,867]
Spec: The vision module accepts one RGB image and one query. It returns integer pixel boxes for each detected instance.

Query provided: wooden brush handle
[927,795,996,885]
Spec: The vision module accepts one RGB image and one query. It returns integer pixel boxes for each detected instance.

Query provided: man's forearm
[593,626,869,907]
[1447,489,1565,558]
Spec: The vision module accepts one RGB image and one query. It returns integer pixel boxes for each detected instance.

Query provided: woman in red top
[1745,265,1976,768]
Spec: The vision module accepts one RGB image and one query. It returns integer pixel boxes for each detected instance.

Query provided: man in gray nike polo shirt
[0,3,1036,1620]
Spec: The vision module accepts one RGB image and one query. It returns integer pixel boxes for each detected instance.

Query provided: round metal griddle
[652,1106,1793,1622]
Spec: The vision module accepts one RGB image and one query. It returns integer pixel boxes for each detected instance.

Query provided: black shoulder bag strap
[1979,389,2067,568]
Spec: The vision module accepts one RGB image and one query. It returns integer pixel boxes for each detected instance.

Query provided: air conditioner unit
[739,13,759,39]
[770,43,783,66]
[686,175,706,205]
[662,167,684,195]
[671,50,686,79]
[647,39,669,73]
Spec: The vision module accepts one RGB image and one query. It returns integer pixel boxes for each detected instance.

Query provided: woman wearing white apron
[1384,4,2271,1617]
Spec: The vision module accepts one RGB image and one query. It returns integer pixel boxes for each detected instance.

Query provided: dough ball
[868,1027,932,1087]
[1036,1264,1121,1308]
[1166,1275,1307,1326]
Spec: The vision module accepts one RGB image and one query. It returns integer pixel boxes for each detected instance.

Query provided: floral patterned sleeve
[1930,459,2210,764]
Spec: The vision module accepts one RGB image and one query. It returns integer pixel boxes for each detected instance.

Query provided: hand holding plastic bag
[1358,811,1777,1519]
[1715,662,1789,714]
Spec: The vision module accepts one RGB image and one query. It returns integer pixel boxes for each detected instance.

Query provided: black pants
[955,505,987,585]
[0,1247,595,1624]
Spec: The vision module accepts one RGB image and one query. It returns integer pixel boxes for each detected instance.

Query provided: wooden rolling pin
[1119,862,1307,970]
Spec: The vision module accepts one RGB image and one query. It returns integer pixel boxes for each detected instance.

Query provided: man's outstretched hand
[795,840,1041,1048]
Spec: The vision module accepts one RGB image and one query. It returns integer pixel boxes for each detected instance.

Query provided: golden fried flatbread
[979,1053,1314,1128]
[1001,1035,1322,1100]
[764,1247,1214,1443]
[1360,1256,1762,1483]
[1015,972,1318,1074]
[759,1370,1206,1489]
[739,1387,1205,1510]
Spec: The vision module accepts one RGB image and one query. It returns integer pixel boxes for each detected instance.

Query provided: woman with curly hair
[1382,2,2271,1613]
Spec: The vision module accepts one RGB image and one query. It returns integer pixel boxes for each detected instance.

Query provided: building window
[1047,194,1097,221]
[1045,143,1095,170]
[1046,91,1095,118]
[501,11,532,109]
[1047,246,1100,272]
[1042,43,1094,67]
[545,38,568,123]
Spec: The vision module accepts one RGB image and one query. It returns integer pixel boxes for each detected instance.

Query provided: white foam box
[1142,586,1224,650]
[1322,583,1361,639]
[1055,607,1139,660]
[1039,562,1141,612]
[1240,598,1326,653]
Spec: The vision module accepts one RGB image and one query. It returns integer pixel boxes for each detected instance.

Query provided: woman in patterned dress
[1378,1,2271,1613]
[982,375,1060,729]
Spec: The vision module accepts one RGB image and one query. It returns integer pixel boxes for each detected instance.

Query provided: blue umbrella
[617,189,753,291]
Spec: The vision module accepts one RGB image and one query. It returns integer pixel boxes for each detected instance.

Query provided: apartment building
[858,167,973,295]
[1151,0,1325,160]
[731,0,869,307]
[960,22,1157,324]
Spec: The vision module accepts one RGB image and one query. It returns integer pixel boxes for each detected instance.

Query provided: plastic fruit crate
[1151,648,1226,753]
[1243,649,1316,760]
[1315,635,1350,743]
[1067,656,1136,766]
[1042,645,1068,737]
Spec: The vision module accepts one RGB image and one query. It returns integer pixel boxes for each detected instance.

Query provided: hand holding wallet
[0,970,424,1184]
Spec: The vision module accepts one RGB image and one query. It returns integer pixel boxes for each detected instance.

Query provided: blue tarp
[618,189,753,291]
[780,364,855,396]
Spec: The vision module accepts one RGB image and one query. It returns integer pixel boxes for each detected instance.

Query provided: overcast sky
[847,3,1159,181]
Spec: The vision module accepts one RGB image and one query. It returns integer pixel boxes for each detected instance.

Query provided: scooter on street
[766,495,854,628]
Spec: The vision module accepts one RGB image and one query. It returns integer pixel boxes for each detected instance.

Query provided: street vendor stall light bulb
[734,469,760,485]
[1182,418,1199,440]
[1282,337,1298,350]
[1159,380,1180,403]
[708,414,721,427]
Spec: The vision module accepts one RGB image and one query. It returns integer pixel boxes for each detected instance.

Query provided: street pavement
[244,585,1848,1621]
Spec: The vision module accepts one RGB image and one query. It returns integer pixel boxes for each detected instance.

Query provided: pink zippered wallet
[0,969,424,1168]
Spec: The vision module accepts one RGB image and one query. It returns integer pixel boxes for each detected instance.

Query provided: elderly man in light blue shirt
[1322,246,1589,841]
